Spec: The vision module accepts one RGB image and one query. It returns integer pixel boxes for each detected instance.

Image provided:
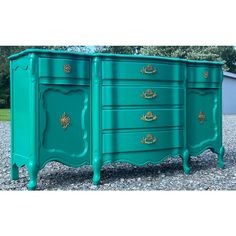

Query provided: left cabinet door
[39,85,90,168]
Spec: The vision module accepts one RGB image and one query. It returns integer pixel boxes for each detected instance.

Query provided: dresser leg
[11,163,19,180]
[217,146,225,169]
[93,157,101,185]
[183,149,190,174]
[27,161,39,190]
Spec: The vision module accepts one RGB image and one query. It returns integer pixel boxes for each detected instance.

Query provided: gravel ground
[1,115,236,191]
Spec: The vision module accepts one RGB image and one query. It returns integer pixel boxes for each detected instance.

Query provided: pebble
[1,115,236,190]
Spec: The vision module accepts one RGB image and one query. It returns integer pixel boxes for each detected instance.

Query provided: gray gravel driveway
[1,115,236,190]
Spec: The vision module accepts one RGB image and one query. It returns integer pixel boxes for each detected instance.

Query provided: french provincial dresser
[9,49,225,190]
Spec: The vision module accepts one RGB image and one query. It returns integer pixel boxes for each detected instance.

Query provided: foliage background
[1,46,236,108]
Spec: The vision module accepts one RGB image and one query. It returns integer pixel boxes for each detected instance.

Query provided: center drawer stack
[101,58,185,164]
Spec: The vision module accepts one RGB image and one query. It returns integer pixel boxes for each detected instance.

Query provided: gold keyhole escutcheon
[60,112,70,129]
[64,64,71,73]
[198,111,205,124]
[203,71,209,79]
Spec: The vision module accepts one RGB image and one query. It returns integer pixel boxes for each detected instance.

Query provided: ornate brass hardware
[198,111,205,124]
[64,64,71,73]
[141,134,157,145]
[141,111,157,122]
[60,112,70,129]
[203,71,209,79]
[141,64,157,75]
[141,89,157,99]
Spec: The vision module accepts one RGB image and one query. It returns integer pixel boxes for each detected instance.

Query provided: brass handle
[64,64,71,73]
[141,134,157,145]
[141,64,157,75]
[141,89,157,99]
[198,111,205,124]
[60,112,70,129]
[141,111,157,122]
[203,71,208,79]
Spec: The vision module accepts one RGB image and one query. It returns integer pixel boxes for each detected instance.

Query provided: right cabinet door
[187,88,221,155]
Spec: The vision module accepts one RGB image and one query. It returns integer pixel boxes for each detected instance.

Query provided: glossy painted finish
[102,108,183,130]
[187,89,220,155]
[39,58,90,79]
[39,85,90,168]
[102,86,184,106]
[9,49,225,189]
[103,129,184,154]
[102,60,185,81]
[187,65,222,84]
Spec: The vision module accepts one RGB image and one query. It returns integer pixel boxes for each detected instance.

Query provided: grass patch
[0,109,10,121]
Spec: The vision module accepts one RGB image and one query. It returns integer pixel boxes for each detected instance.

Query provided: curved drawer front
[187,65,222,84]
[103,129,183,154]
[102,86,184,106]
[103,108,183,130]
[39,58,90,79]
[102,60,185,81]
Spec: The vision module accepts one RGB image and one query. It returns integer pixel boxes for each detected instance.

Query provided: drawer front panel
[102,86,184,106]
[187,66,222,84]
[102,60,185,81]
[103,108,183,130]
[103,129,183,154]
[39,58,90,79]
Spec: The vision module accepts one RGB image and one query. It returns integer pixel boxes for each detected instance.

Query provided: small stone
[90,185,98,190]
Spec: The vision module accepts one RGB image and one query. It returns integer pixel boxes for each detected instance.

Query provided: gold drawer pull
[141,89,157,99]
[203,71,208,79]
[141,64,157,75]
[141,111,157,122]
[60,112,70,129]
[64,64,71,73]
[141,134,157,145]
[198,111,205,124]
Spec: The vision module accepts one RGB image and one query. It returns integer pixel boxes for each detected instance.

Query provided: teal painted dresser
[9,49,225,190]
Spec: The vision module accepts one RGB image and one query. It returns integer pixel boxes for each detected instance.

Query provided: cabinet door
[39,85,90,167]
[187,89,221,155]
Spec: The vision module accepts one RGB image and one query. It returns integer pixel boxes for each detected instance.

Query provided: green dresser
[9,49,225,190]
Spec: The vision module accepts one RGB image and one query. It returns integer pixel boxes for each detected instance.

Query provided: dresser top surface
[9,48,224,65]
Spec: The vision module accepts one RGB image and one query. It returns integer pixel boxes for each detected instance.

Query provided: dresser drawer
[102,60,185,81]
[103,129,183,154]
[102,86,184,106]
[103,108,183,130]
[187,66,222,84]
[39,58,90,79]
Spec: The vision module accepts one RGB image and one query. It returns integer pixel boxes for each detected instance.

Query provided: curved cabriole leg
[183,149,190,174]
[27,161,39,190]
[93,156,101,186]
[218,146,225,169]
[11,163,19,180]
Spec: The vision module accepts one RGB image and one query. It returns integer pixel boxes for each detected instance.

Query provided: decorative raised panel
[187,89,219,151]
[40,86,89,162]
